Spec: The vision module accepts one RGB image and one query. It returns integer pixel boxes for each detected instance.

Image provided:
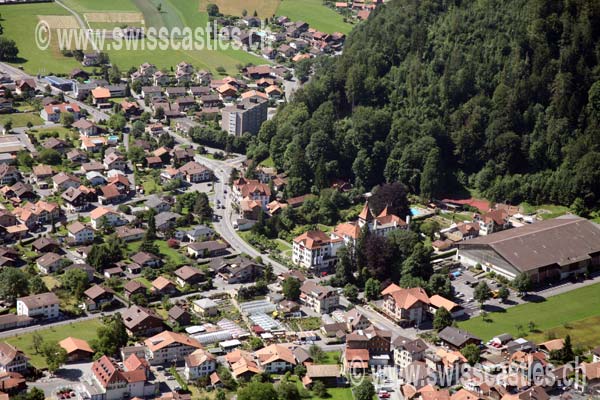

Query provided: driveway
[29,361,93,397]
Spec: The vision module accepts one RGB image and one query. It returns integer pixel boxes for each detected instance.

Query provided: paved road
[165,129,291,275]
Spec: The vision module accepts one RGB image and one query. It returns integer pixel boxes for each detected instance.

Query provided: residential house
[36,252,63,274]
[41,102,80,122]
[122,305,164,337]
[59,337,94,362]
[141,86,162,99]
[84,285,115,311]
[381,284,430,326]
[80,136,107,152]
[72,119,98,136]
[438,326,482,350]
[16,292,60,319]
[153,71,170,86]
[168,306,191,326]
[91,87,111,106]
[292,230,342,273]
[255,344,296,373]
[302,364,342,389]
[299,281,339,314]
[233,178,271,210]
[184,348,217,380]
[429,295,466,319]
[185,225,214,241]
[67,222,95,245]
[124,280,146,299]
[86,355,156,400]
[155,211,180,231]
[67,149,89,164]
[90,206,124,229]
[474,209,510,236]
[392,336,428,369]
[0,343,28,373]
[115,226,145,242]
[346,325,392,363]
[31,237,60,253]
[150,276,177,296]
[174,265,205,287]
[144,331,202,365]
[0,165,18,186]
[187,241,228,258]
[210,256,262,284]
[62,186,96,212]
[32,164,53,184]
[104,152,127,171]
[178,161,212,183]
[192,298,218,317]
[131,251,161,268]
[42,137,69,153]
[52,172,81,192]
[145,195,171,213]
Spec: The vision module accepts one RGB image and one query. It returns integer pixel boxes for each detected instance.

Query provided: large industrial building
[456,215,600,283]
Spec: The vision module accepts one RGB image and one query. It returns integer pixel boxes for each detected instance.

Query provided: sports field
[276,0,353,33]
[458,282,600,348]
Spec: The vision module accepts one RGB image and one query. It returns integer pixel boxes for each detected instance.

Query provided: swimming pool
[410,207,423,216]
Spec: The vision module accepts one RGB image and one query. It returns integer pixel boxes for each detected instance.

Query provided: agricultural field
[458,282,600,348]
[60,0,140,12]
[5,319,102,368]
[0,3,83,74]
[2,1,265,75]
[276,0,353,34]
[201,0,281,18]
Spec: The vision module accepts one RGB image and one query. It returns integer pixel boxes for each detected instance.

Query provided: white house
[67,221,95,245]
[184,348,217,380]
[144,331,203,365]
[90,206,124,229]
[292,230,342,273]
[17,292,60,319]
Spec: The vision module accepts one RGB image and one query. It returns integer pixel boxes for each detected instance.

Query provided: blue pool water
[410,207,423,216]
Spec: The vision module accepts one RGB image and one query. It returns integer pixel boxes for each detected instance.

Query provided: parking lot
[450,268,524,317]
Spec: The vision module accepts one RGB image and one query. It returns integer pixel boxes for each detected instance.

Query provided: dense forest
[247,0,600,212]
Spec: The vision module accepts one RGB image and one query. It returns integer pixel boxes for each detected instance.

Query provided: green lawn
[0,112,44,128]
[458,282,600,345]
[290,376,354,400]
[321,350,341,365]
[526,315,600,349]
[127,240,190,266]
[519,202,570,219]
[5,319,102,368]
[29,126,75,139]
[259,156,275,168]
[276,0,353,34]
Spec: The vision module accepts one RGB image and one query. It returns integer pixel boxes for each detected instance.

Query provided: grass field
[4,2,265,75]
[1,3,83,74]
[60,0,140,12]
[458,282,600,347]
[6,319,102,368]
[131,0,185,29]
[0,112,43,128]
[526,315,600,349]
[201,0,281,17]
[276,0,353,34]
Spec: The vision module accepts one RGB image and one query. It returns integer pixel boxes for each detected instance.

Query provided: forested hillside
[248,0,600,212]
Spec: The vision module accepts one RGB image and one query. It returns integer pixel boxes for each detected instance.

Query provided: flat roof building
[220,97,267,136]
